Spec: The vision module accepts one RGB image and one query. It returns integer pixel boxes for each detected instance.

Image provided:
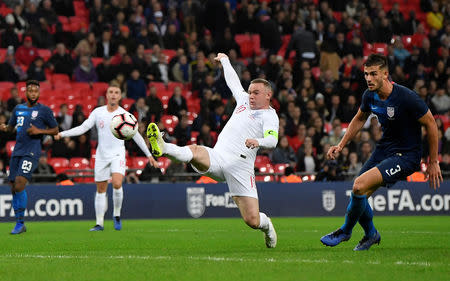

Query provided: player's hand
[27,124,41,135]
[245,139,259,149]
[214,53,228,62]
[54,133,62,140]
[0,124,7,132]
[327,145,342,160]
[148,156,159,168]
[425,161,443,190]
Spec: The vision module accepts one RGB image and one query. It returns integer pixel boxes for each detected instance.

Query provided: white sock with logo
[164,143,193,162]
[95,192,106,226]
[113,187,123,217]
[258,212,270,231]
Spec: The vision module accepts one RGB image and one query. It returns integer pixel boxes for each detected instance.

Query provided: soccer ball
[110,113,138,140]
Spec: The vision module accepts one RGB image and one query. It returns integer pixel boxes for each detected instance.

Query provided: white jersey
[60,105,151,160]
[215,58,279,165]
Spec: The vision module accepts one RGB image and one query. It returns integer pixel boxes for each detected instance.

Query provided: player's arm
[246,113,279,149]
[328,108,371,160]
[214,53,246,100]
[55,110,96,140]
[418,110,443,189]
[131,132,159,168]
[27,125,59,136]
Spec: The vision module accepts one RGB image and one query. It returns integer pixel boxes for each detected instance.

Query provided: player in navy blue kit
[0,80,59,234]
[320,54,443,250]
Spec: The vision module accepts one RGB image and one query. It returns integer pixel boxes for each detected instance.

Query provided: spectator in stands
[96,30,116,58]
[126,69,147,100]
[47,43,74,77]
[116,25,137,54]
[247,55,265,79]
[56,173,74,186]
[96,55,116,82]
[163,23,185,50]
[71,104,86,128]
[168,86,187,118]
[418,38,437,68]
[387,3,405,35]
[172,55,192,84]
[33,18,55,49]
[341,95,359,123]
[431,88,450,114]
[73,134,91,159]
[0,159,6,185]
[33,155,56,183]
[145,86,163,122]
[181,0,200,34]
[5,4,27,36]
[271,135,297,167]
[173,114,191,146]
[15,35,38,66]
[257,10,282,56]
[280,166,302,183]
[26,57,46,81]
[0,49,25,82]
[129,97,148,122]
[1,19,20,49]
[52,136,76,159]
[74,55,98,83]
[6,87,24,112]
[426,1,444,30]
[285,23,316,68]
[156,52,169,84]
[214,27,241,56]
[39,0,57,26]
[153,11,167,36]
[197,123,214,147]
[297,136,320,173]
[56,104,73,131]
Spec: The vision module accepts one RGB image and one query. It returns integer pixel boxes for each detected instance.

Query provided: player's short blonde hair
[250,78,273,94]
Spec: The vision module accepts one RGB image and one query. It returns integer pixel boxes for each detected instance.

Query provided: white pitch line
[0,254,442,267]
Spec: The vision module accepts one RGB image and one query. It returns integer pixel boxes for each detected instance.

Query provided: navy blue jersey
[360,84,428,160]
[8,103,58,158]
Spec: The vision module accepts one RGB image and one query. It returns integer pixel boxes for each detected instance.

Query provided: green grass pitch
[0,217,448,281]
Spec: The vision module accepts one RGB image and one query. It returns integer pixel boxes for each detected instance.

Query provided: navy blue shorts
[8,155,39,182]
[359,149,420,186]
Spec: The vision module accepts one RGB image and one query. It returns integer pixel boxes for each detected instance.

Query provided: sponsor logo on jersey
[322,190,336,211]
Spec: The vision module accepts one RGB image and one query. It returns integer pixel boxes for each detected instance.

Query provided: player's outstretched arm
[56,111,97,140]
[419,110,443,189]
[27,124,59,136]
[132,132,159,168]
[328,109,370,160]
[214,53,245,98]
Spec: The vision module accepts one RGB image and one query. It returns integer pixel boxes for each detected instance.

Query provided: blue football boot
[320,228,351,247]
[353,231,381,251]
[89,225,104,231]
[10,223,26,235]
[113,216,122,231]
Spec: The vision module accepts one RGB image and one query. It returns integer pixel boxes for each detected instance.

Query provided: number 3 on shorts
[21,160,33,172]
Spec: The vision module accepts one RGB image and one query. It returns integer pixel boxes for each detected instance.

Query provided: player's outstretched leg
[354,202,380,251]
[147,123,193,162]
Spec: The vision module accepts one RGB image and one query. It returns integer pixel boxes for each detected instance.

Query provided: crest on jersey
[387,106,395,118]
[186,187,205,218]
[322,190,335,212]
[31,110,38,119]
[99,120,104,128]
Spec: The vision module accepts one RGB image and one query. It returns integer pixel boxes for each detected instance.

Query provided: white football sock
[113,187,123,217]
[258,212,270,231]
[95,192,106,226]
[164,143,193,162]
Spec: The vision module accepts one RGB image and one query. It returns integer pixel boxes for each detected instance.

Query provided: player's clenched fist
[214,53,228,61]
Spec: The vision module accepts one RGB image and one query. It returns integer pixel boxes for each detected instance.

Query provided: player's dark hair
[364,54,388,70]
[26,80,40,87]
[251,78,273,93]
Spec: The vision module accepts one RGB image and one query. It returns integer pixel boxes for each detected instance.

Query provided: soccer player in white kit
[147,53,279,248]
[55,85,158,231]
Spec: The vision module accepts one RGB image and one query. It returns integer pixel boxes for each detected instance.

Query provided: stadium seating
[149,82,166,92]
[48,157,70,174]
[121,98,135,111]
[161,115,179,134]
[6,141,15,157]
[68,157,92,183]
[255,163,275,182]
[131,157,149,175]
[157,157,171,174]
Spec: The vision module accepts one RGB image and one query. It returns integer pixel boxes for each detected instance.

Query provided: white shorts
[94,154,126,182]
[191,147,258,199]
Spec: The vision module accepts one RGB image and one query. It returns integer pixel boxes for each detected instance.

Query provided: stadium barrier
[0,182,448,221]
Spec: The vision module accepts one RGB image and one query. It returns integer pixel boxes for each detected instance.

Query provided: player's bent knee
[352,177,367,196]
[243,214,260,229]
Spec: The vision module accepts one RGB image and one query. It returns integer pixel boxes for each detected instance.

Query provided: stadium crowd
[0,0,449,183]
